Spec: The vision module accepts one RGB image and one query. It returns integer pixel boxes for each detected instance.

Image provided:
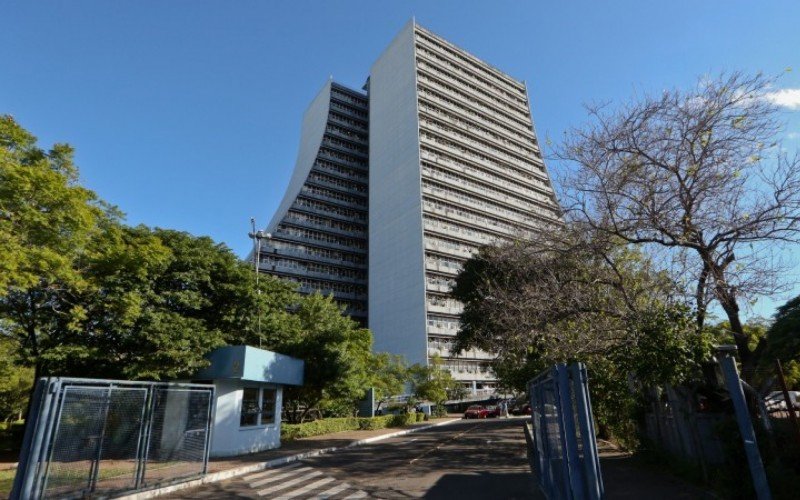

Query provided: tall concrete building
[255,21,561,394]
[256,80,369,325]
[368,21,561,394]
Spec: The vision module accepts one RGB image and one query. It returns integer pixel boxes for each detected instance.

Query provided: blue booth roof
[195,346,304,386]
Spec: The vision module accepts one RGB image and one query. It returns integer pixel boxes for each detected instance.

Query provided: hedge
[281,413,424,441]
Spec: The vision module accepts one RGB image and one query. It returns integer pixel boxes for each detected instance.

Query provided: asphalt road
[167,418,539,499]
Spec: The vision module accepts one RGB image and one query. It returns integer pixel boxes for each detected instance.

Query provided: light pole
[248,218,271,347]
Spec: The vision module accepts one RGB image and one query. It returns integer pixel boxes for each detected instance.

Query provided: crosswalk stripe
[276,476,336,499]
[342,490,368,499]
[258,470,323,496]
[250,466,313,488]
[244,462,303,482]
[312,482,352,499]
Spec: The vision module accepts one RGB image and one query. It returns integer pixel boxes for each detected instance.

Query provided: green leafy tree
[0,337,33,421]
[409,356,462,406]
[0,115,112,382]
[281,293,373,422]
[369,353,409,413]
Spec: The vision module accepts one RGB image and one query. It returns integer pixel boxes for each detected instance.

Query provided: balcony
[300,188,367,211]
[426,302,464,316]
[415,68,530,130]
[418,90,537,149]
[417,104,538,161]
[415,51,530,116]
[425,281,454,294]
[297,284,367,301]
[317,149,368,171]
[262,263,366,285]
[424,239,476,260]
[260,245,366,269]
[283,217,366,239]
[291,201,367,225]
[272,230,366,254]
[420,147,553,200]
[327,112,368,133]
[414,30,526,97]
[420,119,538,171]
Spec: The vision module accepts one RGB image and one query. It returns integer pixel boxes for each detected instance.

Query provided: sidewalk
[120,417,461,499]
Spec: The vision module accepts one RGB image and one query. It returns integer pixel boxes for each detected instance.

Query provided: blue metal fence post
[571,363,604,500]
[717,346,772,500]
[558,364,585,500]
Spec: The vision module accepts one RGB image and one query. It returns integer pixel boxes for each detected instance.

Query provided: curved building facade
[256,22,561,395]
[257,80,369,324]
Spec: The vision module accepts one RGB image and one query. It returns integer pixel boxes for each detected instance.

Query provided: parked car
[463,405,490,419]
[764,391,800,411]
[485,405,501,418]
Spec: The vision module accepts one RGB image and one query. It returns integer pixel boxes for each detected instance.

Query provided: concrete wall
[209,379,284,457]
[368,20,428,366]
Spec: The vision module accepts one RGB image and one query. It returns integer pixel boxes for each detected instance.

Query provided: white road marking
[250,466,313,488]
[244,462,303,482]
[257,470,323,496]
[277,476,336,499]
[341,491,368,499]
[312,482,352,499]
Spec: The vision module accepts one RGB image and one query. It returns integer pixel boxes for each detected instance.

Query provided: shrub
[415,412,425,422]
[281,413,420,441]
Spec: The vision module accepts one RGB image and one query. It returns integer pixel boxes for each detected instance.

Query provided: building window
[240,387,278,427]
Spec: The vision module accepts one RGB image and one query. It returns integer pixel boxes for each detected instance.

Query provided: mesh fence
[529,363,603,500]
[15,378,213,500]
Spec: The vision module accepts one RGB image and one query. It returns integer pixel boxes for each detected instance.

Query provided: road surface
[166,418,538,499]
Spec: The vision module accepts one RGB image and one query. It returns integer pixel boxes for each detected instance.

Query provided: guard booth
[194,345,304,457]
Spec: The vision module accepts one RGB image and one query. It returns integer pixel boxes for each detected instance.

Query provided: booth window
[240,387,277,427]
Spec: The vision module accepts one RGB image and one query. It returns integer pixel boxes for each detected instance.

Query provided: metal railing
[12,378,214,500]
[528,363,603,500]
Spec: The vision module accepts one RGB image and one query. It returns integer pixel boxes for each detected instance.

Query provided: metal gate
[528,363,604,500]
[11,378,214,500]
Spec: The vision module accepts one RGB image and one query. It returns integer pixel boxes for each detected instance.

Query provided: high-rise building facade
[368,22,561,393]
[255,22,561,394]
[256,81,369,324]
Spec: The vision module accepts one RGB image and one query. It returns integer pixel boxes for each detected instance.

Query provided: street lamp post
[248,218,271,348]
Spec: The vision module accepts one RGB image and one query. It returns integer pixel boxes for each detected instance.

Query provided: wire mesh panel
[528,363,603,500]
[12,378,214,500]
[141,388,213,487]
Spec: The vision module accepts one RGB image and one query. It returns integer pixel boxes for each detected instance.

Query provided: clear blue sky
[2,1,799,318]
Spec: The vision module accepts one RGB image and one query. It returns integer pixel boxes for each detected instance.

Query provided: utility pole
[248,218,270,348]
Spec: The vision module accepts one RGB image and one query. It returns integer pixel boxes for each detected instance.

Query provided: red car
[485,405,502,418]
[463,405,490,419]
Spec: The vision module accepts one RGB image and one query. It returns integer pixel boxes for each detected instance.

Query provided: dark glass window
[240,388,260,427]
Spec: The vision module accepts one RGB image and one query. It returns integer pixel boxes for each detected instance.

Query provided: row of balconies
[329,100,368,121]
[418,89,537,151]
[422,199,538,240]
[260,245,366,270]
[306,174,368,198]
[282,215,366,239]
[427,346,497,361]
[292,200,367,225]
[327,111,368,133]
[424,236,478,260]
[420,117,539,173]
[415,44,528,111]
[421,164,552,216]
[321,136,368,159]
[421,182,543,229]
[418,103,537,162]
[423,219,507,248]
[317,148,368,171]
[311,162,368,184]
[416,57,530,120]
[419,145,552,199]
[300,186,367,211]
[297,284,367,301]
[324,126,368,148]
[416,68,530,132]
[418,129,549,194]
[273,229,366,253]
[414,28,526,98]
[262,261,366,285]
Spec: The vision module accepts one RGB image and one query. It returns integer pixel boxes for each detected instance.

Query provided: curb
[117,418,460,499]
